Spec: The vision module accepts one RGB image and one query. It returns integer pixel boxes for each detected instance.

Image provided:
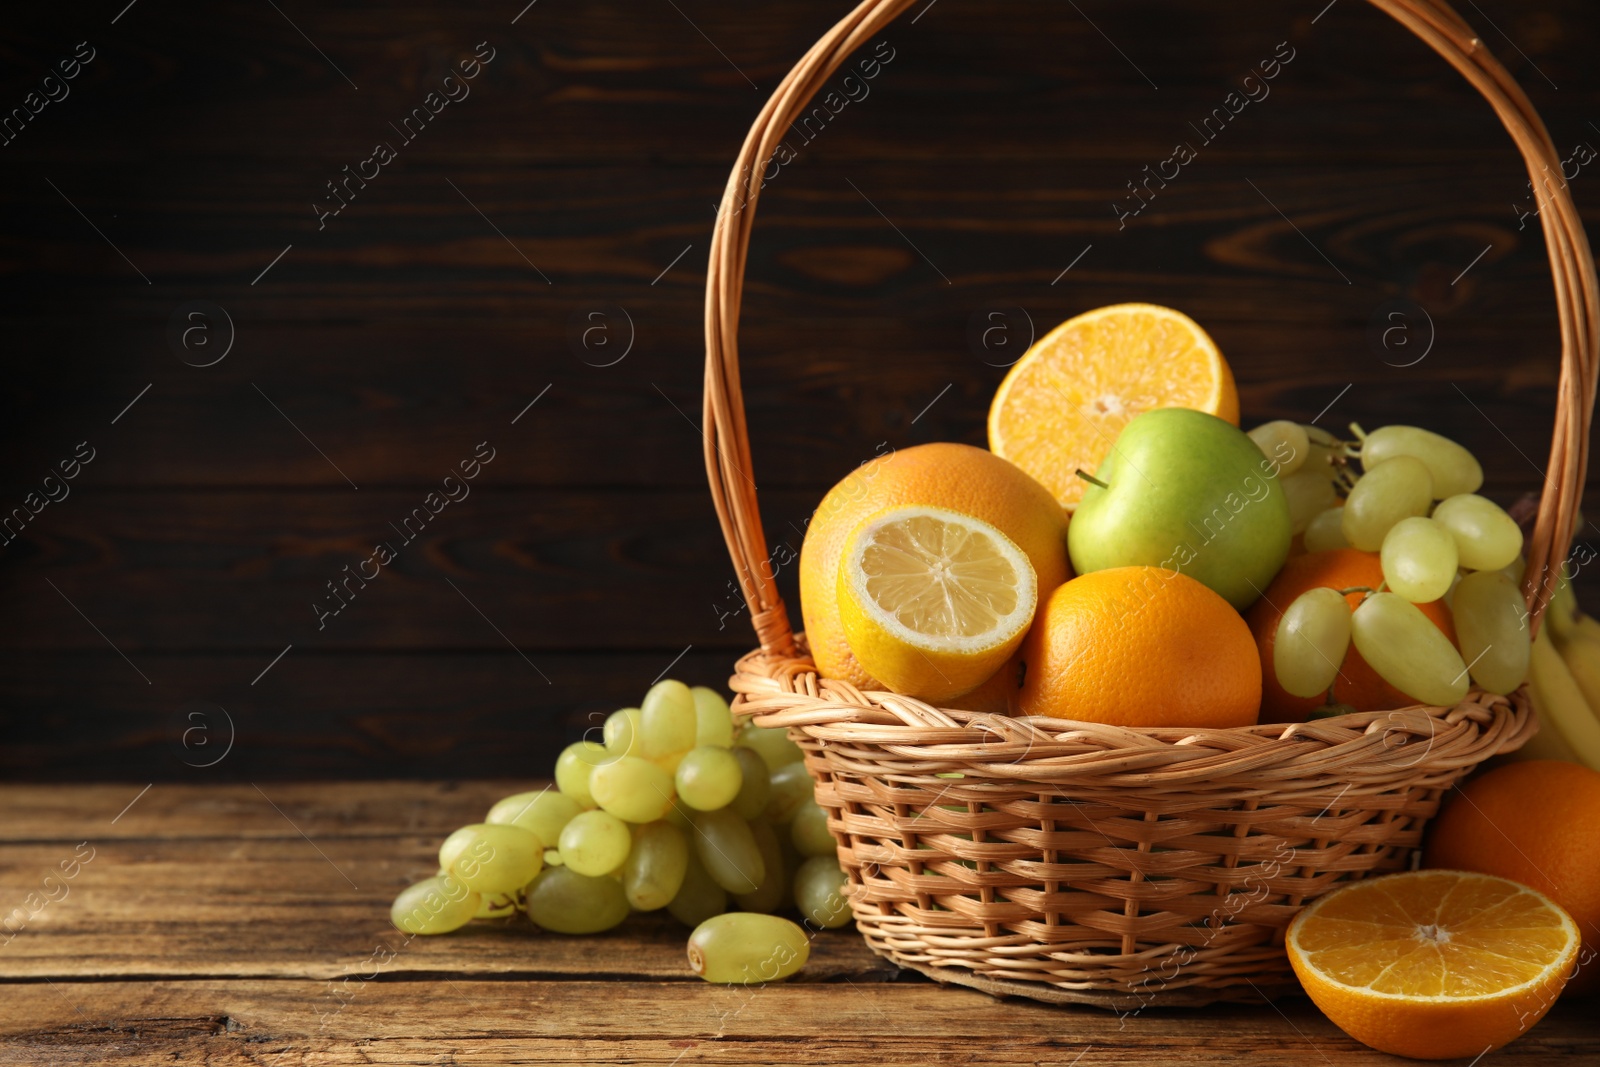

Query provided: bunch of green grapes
[389,679,849,984]
[1250,420,1530,709]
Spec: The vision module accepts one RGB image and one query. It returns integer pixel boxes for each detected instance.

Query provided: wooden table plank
[0,782,887,981]
[2,980,1594,1066]
[0,781,528,841]
[2,782,1596,1064]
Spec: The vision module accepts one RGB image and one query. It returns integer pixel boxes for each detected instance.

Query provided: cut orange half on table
[836,505,1037,705]
[1286,870,1581,1061]
[987,303,1238,511]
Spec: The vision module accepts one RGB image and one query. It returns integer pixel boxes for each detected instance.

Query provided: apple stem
[1075,468,1109,490]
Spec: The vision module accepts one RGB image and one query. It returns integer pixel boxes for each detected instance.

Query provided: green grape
[687,913,810,984]
[445,823,544,895]
[554,741,612,806]
[623,820,690,911]
[732,819,788,914]
[437,824,479,873]
[663,799,695,833]
[1350,592,1469,707]
[475,892,521,919]
[794,856,853,930]
[692,686,736,748]
[690,807,766,894]
[1303,506,1349,553]
[558,809,632,876]
[1281,467,1338,536]
[1359,424,1483,498]
[675,746,744,811]
[1273,588,1353,699]
[641,679,698,758]
[589,755,676,824]
[1380,517,1458,603]
[763,761,814,824]
[1248,420,1309,478]
[485,789,582,850]
[667,851,729,927]
[1431,494,1524,572]
[603,707,643,758]
[1451,570,1532,695]
[1500,554,1527,585]
[391,874,479,935]
[728,748,772,820]
[653,750,687,776]
[790,798,835,858]
[524,866,630,934]
[738,724,804,771]
[543,848,563,867]
[1304,424,1339,446]
[1303,424,1346,483]
[1341,456,1433,551]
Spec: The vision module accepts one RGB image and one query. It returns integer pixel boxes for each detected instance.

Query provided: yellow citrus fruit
[836,506,1037,704]
[799,442,1070,690]
[988,303,1239,511]
[946,653,1024,715]
[1016,566,1260,728]
[1287,870,1580,1060]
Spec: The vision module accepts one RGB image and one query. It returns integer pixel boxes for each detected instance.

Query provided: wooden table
[2,781,1595,1065]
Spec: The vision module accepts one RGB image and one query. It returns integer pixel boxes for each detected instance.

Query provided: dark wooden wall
[2,0,1596,781]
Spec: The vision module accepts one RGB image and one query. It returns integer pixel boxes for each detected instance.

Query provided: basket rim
[730,645,1536,786]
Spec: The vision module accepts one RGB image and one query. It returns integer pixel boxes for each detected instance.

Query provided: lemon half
[837,505,1038,704]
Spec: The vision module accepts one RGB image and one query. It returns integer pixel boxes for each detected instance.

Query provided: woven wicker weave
[702,0,1597,1007]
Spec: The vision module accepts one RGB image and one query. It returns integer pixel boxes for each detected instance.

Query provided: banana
[1573,612,1600,647]
[1528,632,1600,771]
[1543,575,1579,642]
[1521,633,1583,763]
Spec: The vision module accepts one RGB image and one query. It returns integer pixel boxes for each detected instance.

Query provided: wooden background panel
[2,0,1598,779]
[0,651,747,779]
[0,161,1585,491]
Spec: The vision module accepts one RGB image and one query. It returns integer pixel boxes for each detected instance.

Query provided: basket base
[868,941,1300,1010]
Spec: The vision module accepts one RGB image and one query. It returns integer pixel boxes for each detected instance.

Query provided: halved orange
[988,303,1238,511]
[1287,870,1580,1060]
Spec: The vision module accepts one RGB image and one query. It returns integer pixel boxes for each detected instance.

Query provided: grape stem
[1335,585,1377,603]
[1348,422,1368,443]
[1075,469,1109,489]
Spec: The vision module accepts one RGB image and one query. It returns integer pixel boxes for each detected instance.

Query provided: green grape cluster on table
[389,680,852,984]
[1248,420,1531,711]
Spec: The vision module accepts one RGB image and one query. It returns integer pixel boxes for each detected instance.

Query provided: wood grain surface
[1,0,1598,778]
[1,780,1594,1065]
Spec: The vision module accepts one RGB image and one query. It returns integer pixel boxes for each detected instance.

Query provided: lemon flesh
[837,506,1037,703]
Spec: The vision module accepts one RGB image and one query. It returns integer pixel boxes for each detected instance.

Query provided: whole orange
[799,442,1070,690]
[1246,548,1456,722]
[1016,566,1260,728]
[1424,760,1600,992]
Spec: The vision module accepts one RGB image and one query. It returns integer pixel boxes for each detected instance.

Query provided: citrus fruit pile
[388,678,841,986]
[801,301,1537,729]
[789,301,1598,1057]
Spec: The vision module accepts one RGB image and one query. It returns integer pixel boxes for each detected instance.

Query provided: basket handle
[704,0,1598,657]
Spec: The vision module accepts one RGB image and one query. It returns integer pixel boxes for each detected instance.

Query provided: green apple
[1067,408,1291,610]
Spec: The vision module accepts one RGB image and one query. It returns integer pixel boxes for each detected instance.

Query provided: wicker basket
[702,0,1597,1008]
